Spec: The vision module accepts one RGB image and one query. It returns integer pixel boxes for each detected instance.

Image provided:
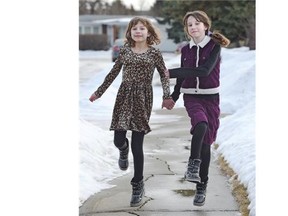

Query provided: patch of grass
[214,144,250,216]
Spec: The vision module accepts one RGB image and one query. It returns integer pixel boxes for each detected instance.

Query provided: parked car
[112,38,125,62]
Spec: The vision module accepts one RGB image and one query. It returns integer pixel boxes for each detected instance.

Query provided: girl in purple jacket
[167,10,230,206]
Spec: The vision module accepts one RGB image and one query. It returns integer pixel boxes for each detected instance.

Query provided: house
[79,15,177,52]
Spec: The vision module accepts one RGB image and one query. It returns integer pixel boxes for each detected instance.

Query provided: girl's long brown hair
[183,10,230,47]
[125,17,161,47]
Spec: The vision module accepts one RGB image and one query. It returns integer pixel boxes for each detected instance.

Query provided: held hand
[162,98,175,110]
[89,93,99,102]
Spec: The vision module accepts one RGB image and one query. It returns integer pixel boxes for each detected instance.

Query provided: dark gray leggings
[114,130,145,183]
[190,122,211,183]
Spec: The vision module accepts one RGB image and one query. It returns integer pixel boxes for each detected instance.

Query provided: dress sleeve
[94,47,124,97]
[169,44,221,78]
[155,49,171,99]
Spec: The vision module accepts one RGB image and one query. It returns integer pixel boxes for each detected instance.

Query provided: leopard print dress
[94,45,171,134]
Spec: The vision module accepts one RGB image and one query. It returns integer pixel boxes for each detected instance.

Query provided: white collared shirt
[189,35,211,48]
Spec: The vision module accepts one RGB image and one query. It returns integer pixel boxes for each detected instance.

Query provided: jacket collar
[189,35,211,48]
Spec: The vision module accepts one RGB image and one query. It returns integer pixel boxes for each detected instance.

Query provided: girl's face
[131,21,149,43]
[186,16,207,40]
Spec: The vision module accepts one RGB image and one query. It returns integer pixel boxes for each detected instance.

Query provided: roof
[79,15,157,26]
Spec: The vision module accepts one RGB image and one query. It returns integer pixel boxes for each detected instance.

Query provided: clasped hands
[161,69,174,110]
[162,98,175,110]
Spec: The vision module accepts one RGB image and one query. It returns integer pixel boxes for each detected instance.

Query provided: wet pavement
[79,108,241,216]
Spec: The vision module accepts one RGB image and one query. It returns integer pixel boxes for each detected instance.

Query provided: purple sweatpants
[183,94,220,145]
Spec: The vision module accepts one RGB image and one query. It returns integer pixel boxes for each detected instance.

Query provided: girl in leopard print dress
[89,17,175,207]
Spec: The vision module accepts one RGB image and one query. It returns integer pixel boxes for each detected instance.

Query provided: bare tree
[138,0,146,11]
[80,0,104,14]
[79,0,88,15]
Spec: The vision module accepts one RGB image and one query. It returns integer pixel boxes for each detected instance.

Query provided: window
[84,26,92,34]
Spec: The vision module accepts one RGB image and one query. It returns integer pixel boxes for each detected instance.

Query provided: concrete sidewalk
[79,108,240,216]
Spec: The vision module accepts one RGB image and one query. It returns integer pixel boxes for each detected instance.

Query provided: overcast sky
[104,0,156,11]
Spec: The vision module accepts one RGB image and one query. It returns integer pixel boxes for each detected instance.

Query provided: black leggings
[114,130,145,183]
[200,144,211,183]
[190,122,210,183]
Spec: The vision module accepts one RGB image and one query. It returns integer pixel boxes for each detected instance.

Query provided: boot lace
[119,147,128,159]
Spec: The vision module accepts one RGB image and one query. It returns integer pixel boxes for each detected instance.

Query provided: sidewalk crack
[130,196,154,212]
[155,157,175,175]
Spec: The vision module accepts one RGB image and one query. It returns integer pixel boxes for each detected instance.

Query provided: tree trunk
[247,17,255,50]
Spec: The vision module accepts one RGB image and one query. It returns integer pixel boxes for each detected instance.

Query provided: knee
[191,121,208,135]
[197,121,208,131]
[114,131,127,148]
[114,136,126,148]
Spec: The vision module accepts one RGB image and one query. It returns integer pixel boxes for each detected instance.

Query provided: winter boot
[130,179,145,207]
[184,158,201,183]
[118,138,129,171]
[193,181,207,206]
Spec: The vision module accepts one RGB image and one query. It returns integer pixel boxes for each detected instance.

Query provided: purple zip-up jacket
[169,36,221,101]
